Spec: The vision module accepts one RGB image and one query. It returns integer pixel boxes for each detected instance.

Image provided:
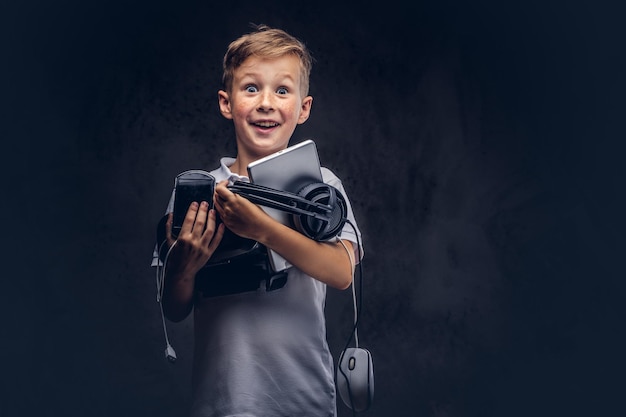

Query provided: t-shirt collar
[218,157,250,184]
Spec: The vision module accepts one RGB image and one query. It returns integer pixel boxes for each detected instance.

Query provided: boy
[155,24,362,416]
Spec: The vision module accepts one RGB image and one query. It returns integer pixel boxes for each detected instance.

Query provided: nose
[257,90,274,112]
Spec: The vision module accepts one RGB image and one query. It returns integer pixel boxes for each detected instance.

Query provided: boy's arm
[214,182,354,289]
[161,202,225,322]
[262,223,355,290]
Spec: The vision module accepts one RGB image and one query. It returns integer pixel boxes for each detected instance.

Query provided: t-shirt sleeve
[321,167,364,263]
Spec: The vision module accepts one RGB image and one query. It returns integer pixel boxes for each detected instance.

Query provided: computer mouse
[336,347,374,412]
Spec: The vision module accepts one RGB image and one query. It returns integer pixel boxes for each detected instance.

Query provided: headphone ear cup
[293,183,347,240]
[323,192,347,239]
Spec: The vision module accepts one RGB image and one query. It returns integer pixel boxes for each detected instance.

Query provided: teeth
[255,121,278,127]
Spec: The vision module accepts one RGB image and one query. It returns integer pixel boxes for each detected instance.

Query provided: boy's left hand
[214,180,272,241]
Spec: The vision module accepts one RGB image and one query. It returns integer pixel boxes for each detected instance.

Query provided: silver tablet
[247,139,323,272]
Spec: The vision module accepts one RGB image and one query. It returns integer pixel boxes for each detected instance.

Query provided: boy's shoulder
[321,166,341,185]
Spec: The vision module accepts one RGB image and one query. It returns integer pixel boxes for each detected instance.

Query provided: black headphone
[227,180,348,241]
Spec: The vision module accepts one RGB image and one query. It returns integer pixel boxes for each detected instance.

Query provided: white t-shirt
[154,158,362,417]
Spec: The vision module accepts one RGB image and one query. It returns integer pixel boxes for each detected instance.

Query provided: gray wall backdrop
[3,0,624,416]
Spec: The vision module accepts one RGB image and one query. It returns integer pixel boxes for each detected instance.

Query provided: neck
[229,155,254,176]
[229,148,268,176]
[230,143,290,175]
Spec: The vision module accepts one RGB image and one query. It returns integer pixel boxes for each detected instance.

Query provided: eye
[245,85,258,93]
[276,87,288,95]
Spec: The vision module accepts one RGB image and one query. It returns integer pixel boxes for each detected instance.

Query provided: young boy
[155,25,363,417]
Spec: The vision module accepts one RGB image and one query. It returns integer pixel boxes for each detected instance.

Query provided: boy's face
[218,55,312,160]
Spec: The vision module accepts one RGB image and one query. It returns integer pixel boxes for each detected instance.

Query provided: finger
[199,208,218,244]
[191,201,211,237]
[213,192,223,209]
[208,223,226,254]
[213,192,226,218]
[165,212,175,246]
[215,181,236,202]
[179,201,200,235]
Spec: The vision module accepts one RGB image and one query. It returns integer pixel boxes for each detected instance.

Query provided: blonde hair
[222,24,313,96]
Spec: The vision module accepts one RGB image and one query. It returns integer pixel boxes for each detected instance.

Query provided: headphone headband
[228,181,347,241]
[227,181,333,221]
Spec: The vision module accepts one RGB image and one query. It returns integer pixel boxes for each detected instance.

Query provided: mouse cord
[336,220,363,416]
[340,219,363,351]
[338,237,358,348]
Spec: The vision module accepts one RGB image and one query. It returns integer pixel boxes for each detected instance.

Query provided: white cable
[155,240,168,302]
[159,296,171,345]
[155,239,178,362]
[156,240,178,301]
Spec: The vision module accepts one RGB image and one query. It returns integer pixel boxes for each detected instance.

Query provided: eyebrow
[236,71,297,83]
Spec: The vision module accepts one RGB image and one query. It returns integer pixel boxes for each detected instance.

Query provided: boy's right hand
[164,201,225,277]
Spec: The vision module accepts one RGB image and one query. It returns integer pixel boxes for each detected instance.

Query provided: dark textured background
[3,1,624,416]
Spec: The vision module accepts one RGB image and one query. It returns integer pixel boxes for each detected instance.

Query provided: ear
[297,96,313,124]
[218,90,233,120]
